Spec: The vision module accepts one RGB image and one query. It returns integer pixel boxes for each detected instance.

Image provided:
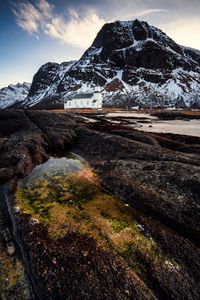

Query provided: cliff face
[0,109,200,299]
[21,19,200,108]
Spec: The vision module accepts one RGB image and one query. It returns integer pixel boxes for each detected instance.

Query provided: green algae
[16,187,53,219]
[122,242,147,279]
[66,176,100,206]
[15,152,181,289]
[16,175,100,220]
[100,211,130,233]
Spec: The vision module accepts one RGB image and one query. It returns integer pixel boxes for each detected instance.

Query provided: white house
[64,87,103,109]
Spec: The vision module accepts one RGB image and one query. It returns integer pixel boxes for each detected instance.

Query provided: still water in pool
[15,153,179,281]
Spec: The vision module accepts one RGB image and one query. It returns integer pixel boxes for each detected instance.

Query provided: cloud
[13,2,41,34]
[125,8,169,21]
[44,9,105,48]
[13,0,106,48]
[134,9,169,17]
[161,16,200,50]
[13,0,200,50]
[37,0,53,18]
[68,8,79,19]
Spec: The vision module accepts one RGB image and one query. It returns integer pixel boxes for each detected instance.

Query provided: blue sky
[1,0,200,88]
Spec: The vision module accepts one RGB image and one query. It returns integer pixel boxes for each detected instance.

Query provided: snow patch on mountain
[20,19,200,109]
[21,61,76,107]
[0,82,31,108]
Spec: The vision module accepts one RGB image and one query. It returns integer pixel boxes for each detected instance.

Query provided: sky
[0,0,200,88]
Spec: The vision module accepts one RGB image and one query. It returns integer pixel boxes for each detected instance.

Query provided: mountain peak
[3,19,199,109]
[82,18,187,68]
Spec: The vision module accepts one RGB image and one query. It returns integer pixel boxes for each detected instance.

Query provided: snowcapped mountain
[0,82,31,108]
[22,19,200,108]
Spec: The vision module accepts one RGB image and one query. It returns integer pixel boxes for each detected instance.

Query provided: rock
[152,111,200,120]
[7,243,15,256]
[74,121,200,245]
[0,109,77,182]
[0,109,200,299]
[25,110,77,152]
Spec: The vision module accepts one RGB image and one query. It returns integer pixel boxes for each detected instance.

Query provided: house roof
[71,93,94,100]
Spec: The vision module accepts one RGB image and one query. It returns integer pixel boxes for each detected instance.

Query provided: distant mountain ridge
[2,19,200,108]
[0,82,30,108]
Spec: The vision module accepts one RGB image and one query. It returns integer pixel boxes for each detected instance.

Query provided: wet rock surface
[152,111,200,120]
[74,124,200,245]
[0,109,76,183]
[0,109,200,299]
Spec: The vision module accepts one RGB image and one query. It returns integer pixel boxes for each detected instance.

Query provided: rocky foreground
[0,109,200,299]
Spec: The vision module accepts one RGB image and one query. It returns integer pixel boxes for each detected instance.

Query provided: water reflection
[16,153,99,223]
[22,154,86,187]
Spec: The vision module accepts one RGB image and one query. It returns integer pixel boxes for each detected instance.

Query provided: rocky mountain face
[22,19,200,108]
[0,82,30,108]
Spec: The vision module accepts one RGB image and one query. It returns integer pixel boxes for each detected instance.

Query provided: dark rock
[12,223,154,300]
[0,110,77,182]
[73,123,200,246]
[1,110,200,299]
[152,111,200,120]
[25,110,77,153]
[28,62,60,98]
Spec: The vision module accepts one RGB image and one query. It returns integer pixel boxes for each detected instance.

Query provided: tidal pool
[15,153,180,282]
